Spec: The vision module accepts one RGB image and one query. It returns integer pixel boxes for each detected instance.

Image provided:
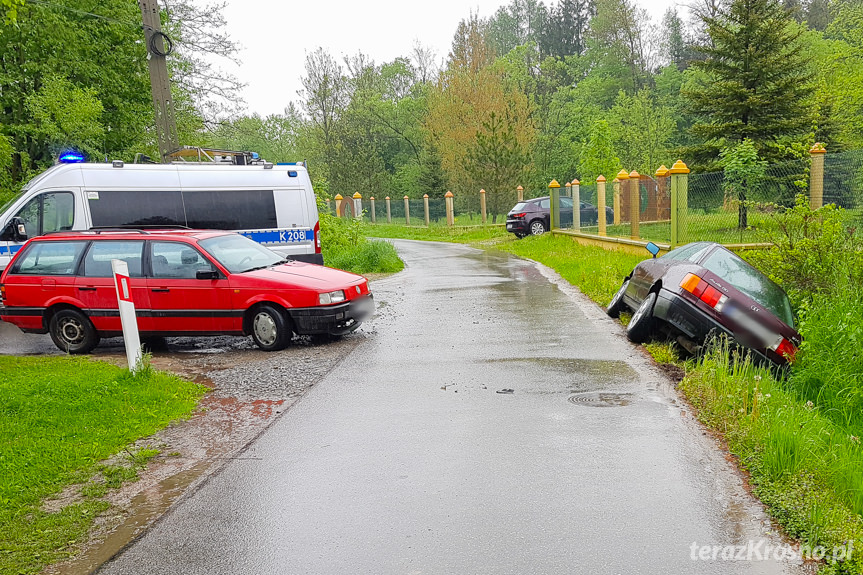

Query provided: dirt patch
[42,332,364,575]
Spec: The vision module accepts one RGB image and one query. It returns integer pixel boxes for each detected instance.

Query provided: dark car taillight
[680,273,728,312]
[510,212,526,219]
[770,337,798,362]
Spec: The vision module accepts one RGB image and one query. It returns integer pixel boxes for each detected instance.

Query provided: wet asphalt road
[48,239,798,574]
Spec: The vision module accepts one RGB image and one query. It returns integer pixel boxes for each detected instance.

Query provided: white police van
[0,150,323,271]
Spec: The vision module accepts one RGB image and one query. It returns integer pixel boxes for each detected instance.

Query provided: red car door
[146,241,236,334]
[75,240,151,332]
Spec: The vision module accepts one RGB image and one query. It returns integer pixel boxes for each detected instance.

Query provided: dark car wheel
[626,291,656,343]
[607,280,630,318]
[49,309,100,354]
[250,304,291,351]
[529,219,546,236]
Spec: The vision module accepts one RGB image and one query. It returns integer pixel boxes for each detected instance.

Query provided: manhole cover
[567,392,634,407]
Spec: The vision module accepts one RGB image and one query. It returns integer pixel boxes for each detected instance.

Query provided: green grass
[323,239,404,275]
[0,356,206,575]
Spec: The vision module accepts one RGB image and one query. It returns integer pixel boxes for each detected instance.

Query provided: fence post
[629,170,640,240]
[369,197,376,224]
[334,194,344,218]
[549,179,561,230]
[670,160,690,247]
[385,196,392,223]
[517,185,524,202]
[572,178,581,229]
[445,191,455,226]
[352,192,363,220]
[615,170,628,224]
[404,196,411,226]
[565,181,572,199]
[597,175,607,236]
[612,178,621,225]
[479,189,487,224]
[423,194,430,226]
[655,165,669,222]
[810,142,826,209]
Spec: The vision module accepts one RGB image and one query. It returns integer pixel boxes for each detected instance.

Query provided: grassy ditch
[365,221,510,244]
[320,213,404,275]
[0,356,206,575]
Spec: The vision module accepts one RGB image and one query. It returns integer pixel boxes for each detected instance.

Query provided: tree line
[3,0,863,219]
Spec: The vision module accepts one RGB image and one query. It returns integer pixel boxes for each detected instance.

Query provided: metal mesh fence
[825,149,863,228]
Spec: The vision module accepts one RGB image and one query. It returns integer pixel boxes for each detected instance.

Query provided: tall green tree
[684,0,814,166]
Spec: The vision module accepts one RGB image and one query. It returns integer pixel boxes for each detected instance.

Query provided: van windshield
[199,233,284,273]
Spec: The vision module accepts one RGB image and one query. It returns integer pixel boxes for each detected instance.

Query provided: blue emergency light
[59,150,86,163]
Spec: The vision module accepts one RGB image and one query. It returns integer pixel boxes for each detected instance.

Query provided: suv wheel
[49,309,100,354]
[529,220,546,236]
[250,304,291,351]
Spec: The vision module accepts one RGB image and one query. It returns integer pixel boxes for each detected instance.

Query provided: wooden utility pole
[139,0,179,162]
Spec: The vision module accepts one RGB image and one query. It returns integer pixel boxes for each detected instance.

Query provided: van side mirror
[196,269,220,280]
[645,242,660,258]
[1,218,27,242]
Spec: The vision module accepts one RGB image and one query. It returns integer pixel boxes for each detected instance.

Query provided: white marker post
[111,259,143,372]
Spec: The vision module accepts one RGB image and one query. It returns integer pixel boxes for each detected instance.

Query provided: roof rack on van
[87,225,192,234]
[165,146,267,166]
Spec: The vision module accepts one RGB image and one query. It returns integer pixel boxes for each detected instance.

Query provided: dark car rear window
[511,202,528,211]
[701,249,794,326]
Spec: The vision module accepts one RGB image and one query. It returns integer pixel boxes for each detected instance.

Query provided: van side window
[82,241,144,277]
[11,241,86,275]
[88,191,185,227]
[183,190,277,230]
[151,242,215,279]
[13,192,74,236]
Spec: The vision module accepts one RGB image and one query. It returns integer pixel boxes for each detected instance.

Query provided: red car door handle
[151,288,170,292]
[77,287,97,291]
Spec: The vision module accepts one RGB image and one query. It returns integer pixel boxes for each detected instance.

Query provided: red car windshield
[702,249,795,327]
[199,234,284,273]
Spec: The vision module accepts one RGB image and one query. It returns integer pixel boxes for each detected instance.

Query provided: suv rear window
[11,241,87,275]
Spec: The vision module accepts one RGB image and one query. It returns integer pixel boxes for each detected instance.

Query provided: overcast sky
[217,0,680,117]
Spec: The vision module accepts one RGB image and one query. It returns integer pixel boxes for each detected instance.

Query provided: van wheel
[49,309,100,354]
[250,305,291,351]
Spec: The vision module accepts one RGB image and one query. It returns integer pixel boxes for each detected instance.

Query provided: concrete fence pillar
[629,170,640,240]
[480,189,487,224]
[565,181,572,199]
[517,185,524,202]
[385,196,392,223]
[404,196,411,226]
[445,191,455,226]
[369,197,376,224]
[423,194,430,226]
[616,170,629,224]
[597,175,607,236]
[670,160,690,247]
[810,143,826,209]
[572,179,581,229]
[548,179,561,230]
[352,192,363,220]
[334,194,344,218]
[612,178,621,225]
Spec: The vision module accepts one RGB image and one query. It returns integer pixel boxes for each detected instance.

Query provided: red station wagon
[0,229,374,353]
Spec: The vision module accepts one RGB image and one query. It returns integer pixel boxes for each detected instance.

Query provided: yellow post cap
[334,194,343,200]
[370,196,375,200]
[404,195,409,199]
[516,185,524,191]
[810,142,827,154]
[565,181,571,187]
[597,175,607,183]
[655,165,669,177]
[571,179,580,185]
[629,170,640,179]
[423,194,429,198]
[445,191,454,198]
[669,160,690,174]
[613,178,620,183]
[616,169,629,180]
[480,188,486,193]
[548,179,560,188]
[385,196,390,200]
[352,192,362,199]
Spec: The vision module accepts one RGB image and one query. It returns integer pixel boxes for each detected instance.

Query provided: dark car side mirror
[0,218,27,242]
[196,270,220,280]
[645,242,660,258]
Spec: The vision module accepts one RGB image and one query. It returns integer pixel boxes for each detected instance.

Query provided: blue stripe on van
[239,229,313,245]
[0,245,21,257]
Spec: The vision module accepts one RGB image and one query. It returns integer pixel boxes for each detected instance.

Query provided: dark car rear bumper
[288,294,374,336]
[653,288,778,366]
[506,219,528,234]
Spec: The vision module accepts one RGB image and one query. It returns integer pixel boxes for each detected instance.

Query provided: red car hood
[244,262,365,288]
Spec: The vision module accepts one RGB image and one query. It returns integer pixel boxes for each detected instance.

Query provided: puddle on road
[46,461,211,575]
[482,358,638,395]
[568,392,634,407]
